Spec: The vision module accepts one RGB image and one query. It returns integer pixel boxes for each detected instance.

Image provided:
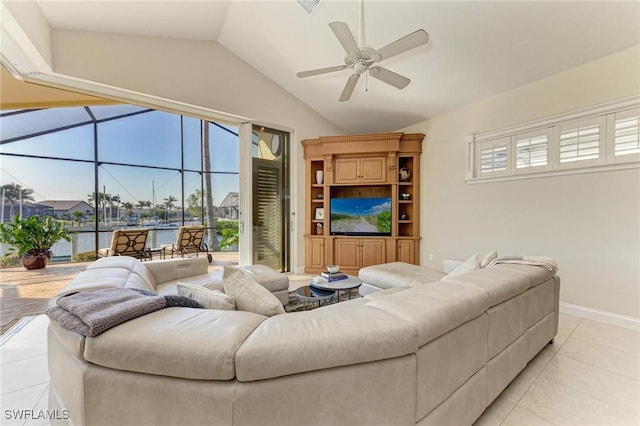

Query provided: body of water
[1,227,237,258]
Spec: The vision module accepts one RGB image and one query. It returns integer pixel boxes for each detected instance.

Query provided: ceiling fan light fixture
[297,5,430,101]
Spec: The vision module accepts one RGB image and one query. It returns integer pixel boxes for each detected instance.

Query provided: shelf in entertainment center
[311,184,323,188]
[399,200,413,204]
[399,182,413,185]
[398,220,413,224]
[311,199,324,203]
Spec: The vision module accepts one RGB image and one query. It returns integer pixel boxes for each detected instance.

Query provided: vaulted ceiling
[9,1,640,133]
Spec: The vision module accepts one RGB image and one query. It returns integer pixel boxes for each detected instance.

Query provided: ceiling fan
[296,3,429,102]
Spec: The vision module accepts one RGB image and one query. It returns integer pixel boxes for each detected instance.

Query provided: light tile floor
[1,313,638,425]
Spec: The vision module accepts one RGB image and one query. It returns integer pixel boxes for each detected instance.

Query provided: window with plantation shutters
[515,129,549,170]
[466,97,639,183]
[478,137,509,175]
[614,108,639,158]
[559,118,603,164]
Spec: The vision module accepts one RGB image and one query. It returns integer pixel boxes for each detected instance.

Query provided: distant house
[218,192,239,220]
[37,200,94,219]
[1,203,53,222]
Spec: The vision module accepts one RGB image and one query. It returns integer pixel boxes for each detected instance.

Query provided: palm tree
[2,183,35,219]
[122,202,134,217]
[111,194,121,222]
[163,195,177,222]
[203,122,220,251]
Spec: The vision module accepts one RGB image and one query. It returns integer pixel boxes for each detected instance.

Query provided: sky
[0,106,239,207]
[330,198,392,216]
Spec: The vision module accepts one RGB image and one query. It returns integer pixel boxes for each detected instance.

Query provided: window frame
[467,97,639,183]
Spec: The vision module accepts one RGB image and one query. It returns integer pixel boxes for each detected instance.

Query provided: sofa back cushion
[85,256,156,293]
[144,257,209,284]
[59,257,155,296]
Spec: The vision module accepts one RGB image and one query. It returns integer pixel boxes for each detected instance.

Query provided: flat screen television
[330,197,392,236]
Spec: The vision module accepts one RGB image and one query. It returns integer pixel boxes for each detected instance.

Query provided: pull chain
[365,72,368,92]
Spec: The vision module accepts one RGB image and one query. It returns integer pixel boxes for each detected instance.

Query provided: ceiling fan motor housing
[345,46,381,74]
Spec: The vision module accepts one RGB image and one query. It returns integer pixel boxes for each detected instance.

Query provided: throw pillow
[203,279,224,292]
[442,255,479,280]
[176,282,236,311]
[222,266,285,317]
[480,250,498,268]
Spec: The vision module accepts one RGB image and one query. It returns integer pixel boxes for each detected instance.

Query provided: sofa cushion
[363,286,411,301]
[359,262,445,290]
[155,273,223,297]
[177,282,236,311]
[58,267,156,296]
[87,256,157,286]
[144,257,209,284]
[235,304,418,381]
[366,281,490,347]
[223,266,285,317]
[239,264,289,293]
[444,264,553,307]
[83,308,266,380]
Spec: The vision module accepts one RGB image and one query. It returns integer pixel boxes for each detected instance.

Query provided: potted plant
[0,214,71,270]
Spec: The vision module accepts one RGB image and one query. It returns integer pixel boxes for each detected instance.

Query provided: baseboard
[560,302,640,331]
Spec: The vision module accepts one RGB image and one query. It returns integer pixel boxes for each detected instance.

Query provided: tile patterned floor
[0,314,637,425]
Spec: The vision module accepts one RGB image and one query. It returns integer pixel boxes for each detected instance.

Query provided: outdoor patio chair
[161,225,212,263]
[97,228,149,260]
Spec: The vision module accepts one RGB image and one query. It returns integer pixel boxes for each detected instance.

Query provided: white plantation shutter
[614,108,640,157]
[478,137,510,175]
[559,118,604,164]
[515,129,549,170]
[468,99,638,183]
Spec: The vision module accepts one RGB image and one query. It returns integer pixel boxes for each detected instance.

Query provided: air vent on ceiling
[297,0,322,15]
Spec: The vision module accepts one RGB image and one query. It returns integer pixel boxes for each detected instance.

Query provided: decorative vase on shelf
[399,167,411,182]
[316,170,324,185]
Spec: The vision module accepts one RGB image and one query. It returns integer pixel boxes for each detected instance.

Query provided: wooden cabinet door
[334,238,360,270]
[334,158,359,184]
[307,237,325,270]
[360,239,386,267]
[396,239,415,264]
[360,156,386,183]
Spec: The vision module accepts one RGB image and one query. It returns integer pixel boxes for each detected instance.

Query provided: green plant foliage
[376,211,391,233]
[0,215,71,257]
[218,220,239,250]
[73,250,99,262]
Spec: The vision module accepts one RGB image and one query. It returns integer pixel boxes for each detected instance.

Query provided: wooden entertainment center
[302,132,424,274]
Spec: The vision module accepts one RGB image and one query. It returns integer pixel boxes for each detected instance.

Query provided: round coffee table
[310,275,362,302]
[294,286,336,310]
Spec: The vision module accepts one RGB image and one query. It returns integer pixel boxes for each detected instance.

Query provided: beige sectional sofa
[48,257,559,426]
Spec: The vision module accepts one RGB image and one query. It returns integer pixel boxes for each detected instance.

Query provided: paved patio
[0,252,239,334]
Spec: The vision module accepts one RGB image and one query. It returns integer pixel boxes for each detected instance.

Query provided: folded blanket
[487,255,559,273]
[47,288,202,337]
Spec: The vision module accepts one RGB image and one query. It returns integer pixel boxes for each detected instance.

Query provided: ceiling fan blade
[329,22,360,57]
[339,73,360,102]
[376,29,429,61]
[297,65,348,78]
[369,66,410,89]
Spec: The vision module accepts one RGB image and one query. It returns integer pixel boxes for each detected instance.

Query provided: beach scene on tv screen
[330,198,391,234]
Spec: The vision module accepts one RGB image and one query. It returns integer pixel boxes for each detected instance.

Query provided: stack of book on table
[319,270,348,281]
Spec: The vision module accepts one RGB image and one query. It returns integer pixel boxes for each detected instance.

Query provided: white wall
[47,30,342,272]
[402,46,640,319]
